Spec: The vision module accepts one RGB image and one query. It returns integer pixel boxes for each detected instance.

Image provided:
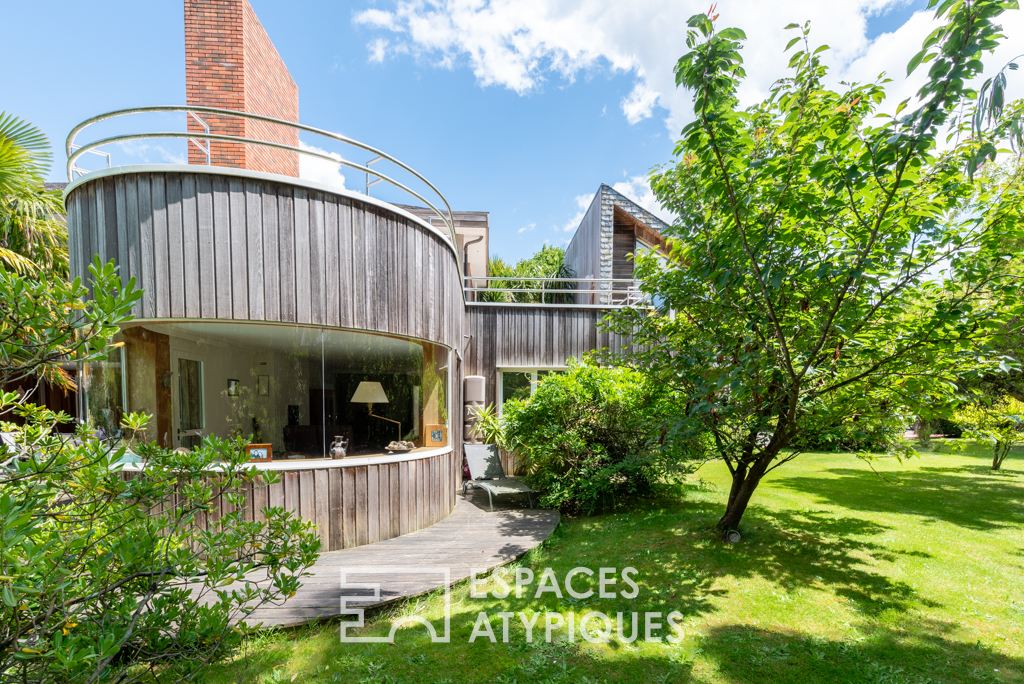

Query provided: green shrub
[0,261,321,683]
[499,361,704,514]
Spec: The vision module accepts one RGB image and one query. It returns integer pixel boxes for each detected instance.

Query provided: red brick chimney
[185,0,299,177]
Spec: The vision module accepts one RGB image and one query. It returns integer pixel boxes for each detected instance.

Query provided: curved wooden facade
[66,166,465,550]
[65,167,465,352]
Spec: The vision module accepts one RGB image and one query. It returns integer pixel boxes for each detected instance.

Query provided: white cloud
[299,141,347,191]
[114,140,186,165]
[368,37,389,63]
[518,222,536,233]
[621,79,659,124]
[561,193,594,235]
[353,1,1024,133]
[612,175,673,224]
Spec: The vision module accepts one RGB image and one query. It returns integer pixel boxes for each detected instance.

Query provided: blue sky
[7,0,1019,263]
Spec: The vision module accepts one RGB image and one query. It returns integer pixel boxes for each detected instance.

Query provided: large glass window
[498,368,565,414]
[80,347,126,441]
[82,322,451,459]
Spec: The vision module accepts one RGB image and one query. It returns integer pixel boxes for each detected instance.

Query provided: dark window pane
[502,372,532,405]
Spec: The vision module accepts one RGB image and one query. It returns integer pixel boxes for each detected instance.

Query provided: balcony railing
[463,276,647,307]
[65,105,455,239]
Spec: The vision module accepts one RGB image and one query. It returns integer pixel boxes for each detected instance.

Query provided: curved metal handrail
[65,105,454,237]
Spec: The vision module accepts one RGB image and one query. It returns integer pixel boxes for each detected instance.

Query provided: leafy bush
[0,262,321,683]
[498,361,704,514]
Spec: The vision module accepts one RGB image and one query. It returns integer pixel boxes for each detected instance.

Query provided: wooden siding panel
[324,198,339,326]
[367,466,379,543]
[309,194,325,325]
[262,188,280,321]
[151,174,170,318]
[293,188,311,324]
[166,174,186,317]
[196,174,216,318]
[228,178,249,319]
[314,469,329,549]
[181,175,202,319]
[245,180,264,320]
[328,467,344,551]
[212,176,233,318]
[342,467,356,548]
[137,176,155,318]
[278,189,295,322]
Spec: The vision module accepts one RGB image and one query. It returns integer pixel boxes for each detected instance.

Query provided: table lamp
[350,381,402,442]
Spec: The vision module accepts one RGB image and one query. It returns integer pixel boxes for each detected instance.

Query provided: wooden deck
[245,489,559,627]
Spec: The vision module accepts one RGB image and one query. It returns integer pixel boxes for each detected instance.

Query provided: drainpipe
[463,235,484,302]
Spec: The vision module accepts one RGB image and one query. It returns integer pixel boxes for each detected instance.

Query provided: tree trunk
[993,441,1009,470]
[716,450,777,534]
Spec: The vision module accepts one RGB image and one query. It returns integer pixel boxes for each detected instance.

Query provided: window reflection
[81,322,451,459]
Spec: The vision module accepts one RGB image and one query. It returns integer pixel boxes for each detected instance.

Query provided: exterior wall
[396,205,489,292]
[465,305,632,411]
[465,304,632,474]
[66,168,465,548]
[185,0,299,176]
[563,184,672,304]
[65,170,463,353]
[129,450,457,552]
[563,193,603,303]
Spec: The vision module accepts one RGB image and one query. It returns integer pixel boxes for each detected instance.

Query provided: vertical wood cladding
[464,306,633,411]
[67,171,465,355]
[74,169,465,550]
[185,0,299,176]
[131,451,456,552]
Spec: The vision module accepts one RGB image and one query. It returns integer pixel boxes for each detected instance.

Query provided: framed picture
[227,379,240,396]
[246,443,272,461]
[258,375,270,396]
[425,424,447,447]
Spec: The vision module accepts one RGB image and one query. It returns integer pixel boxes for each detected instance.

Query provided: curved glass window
[81,322,450,459]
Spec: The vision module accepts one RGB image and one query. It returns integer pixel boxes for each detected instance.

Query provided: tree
[0,112,67,275]
[480,246,576,303]
[954,395,1024,469]
[0,264,321,680]
[605,0,1024,536]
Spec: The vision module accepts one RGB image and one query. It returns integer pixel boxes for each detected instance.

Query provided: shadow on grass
[687,621,1020,684]
[643,503,939,620]
[771,460,1024,531]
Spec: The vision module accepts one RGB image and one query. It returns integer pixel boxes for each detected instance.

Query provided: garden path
[243,489,559,628]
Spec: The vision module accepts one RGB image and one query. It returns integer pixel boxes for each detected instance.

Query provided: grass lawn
[203,445,1024,683]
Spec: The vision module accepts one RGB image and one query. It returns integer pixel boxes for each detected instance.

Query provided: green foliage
[480,246,576,303]
[0,256,139,390]
[953,395,1024,469]
[605,1,1024,533]
[0,265,321,683]
[790,412,907,453]
[0,112,67,274]
[498,361,705,514]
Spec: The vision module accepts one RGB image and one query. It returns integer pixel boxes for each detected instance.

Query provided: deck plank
[229,490,556,628]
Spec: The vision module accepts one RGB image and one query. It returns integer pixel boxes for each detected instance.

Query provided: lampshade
[350,381,389,404]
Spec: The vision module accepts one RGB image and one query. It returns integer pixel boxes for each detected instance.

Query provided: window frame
[497,367,567,415]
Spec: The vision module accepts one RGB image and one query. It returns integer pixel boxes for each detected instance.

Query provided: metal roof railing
[464,276,648,307]
[65,105,455,238]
